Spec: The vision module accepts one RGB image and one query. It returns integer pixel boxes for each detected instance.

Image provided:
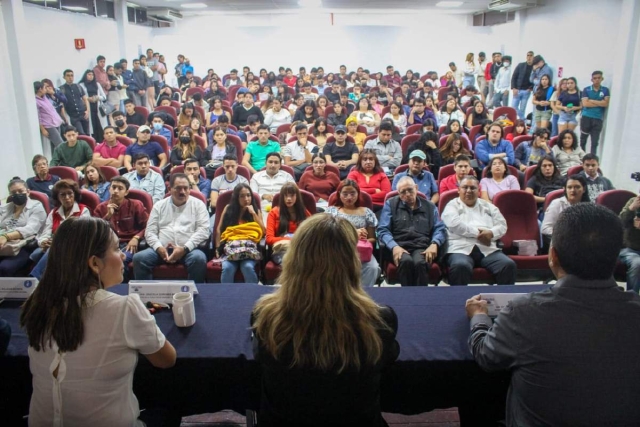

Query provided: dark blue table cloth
[0,284,549,425]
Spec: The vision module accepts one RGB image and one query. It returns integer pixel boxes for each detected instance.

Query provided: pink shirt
[35,95,64,128]
[94,141,126,159]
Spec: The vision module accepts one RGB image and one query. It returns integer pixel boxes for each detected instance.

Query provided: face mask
[179,136,191,144]
[115,119,125,127]
[11,193,27,206]
[153,123,163,131]
[503,62,510,67]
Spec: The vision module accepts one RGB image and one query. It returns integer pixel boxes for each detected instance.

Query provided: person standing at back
[580,71,610,154]
[510,51,534,120]
[466,203,640,426]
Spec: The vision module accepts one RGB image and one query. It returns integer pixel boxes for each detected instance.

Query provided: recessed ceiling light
[435,1,464,7]
[298,0,322,8]
[181,2,207,8]
[63,5,89,10]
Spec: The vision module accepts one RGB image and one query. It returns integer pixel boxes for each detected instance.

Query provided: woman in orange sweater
[347,149,391,210]
[266,183,312,262]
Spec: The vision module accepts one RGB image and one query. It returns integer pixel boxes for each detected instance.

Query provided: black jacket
[511,62,534,90]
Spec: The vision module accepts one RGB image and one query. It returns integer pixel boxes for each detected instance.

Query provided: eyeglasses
[398,188,415,195]
[59,192,74,199]
[460,186,478,191]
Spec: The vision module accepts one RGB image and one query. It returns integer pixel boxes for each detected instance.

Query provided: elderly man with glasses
[441,175,516,286]
[377,176,447,286]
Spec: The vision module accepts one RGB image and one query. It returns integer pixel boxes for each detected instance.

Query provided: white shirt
[264,108,292,133]
[441,197,508,256]
[123,169,166,204]
[494,66,512,93]
[37,203,91,244]
[145,195,210,251]
[541,196,570,236]
[250,170,295,213]
[28,290,165,427]
[282,140,317,161]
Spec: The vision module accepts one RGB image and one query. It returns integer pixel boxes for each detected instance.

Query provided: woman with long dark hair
[525,155,566,207]
[22,217,175,426]
[439,133,470,165]
[532,74,554,131]
[326,179,380,286]
[311,117,333,149]
[541,174,589,249]
[347,149,391,208]
[79,69,107,142]
[83,162,111,202]
[292,100,319,125]
[265,183,311,263]
[480,157,520,202]
[552,129,585,175]
[216,183,265,283]
[171,126,208,168]
[298,153,340,201]
[251,213,399,426]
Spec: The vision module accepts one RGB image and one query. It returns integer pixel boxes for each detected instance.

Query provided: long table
[0,284,549,426]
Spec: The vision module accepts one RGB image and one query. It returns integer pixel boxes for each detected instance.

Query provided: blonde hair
[252,214,386,373]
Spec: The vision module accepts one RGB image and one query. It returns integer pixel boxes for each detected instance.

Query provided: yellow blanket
[220,222,263,243]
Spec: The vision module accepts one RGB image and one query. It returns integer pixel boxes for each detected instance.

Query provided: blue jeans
[30,249,49,281]
[361,258,380,287]
[0,248,31,277]
[462,76,475,88]
[221,259,258,283]
[511,89,531,120]
[619,248,640,293]
[132,247,207,283]
[492,90,509,108]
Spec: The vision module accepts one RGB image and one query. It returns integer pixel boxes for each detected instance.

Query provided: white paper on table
[480,293,527,317]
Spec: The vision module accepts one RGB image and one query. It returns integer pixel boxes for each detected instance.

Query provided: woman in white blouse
[541,174,589,249]
[552,130,585,175]
[21,217,176,426]
[437,99,465,127]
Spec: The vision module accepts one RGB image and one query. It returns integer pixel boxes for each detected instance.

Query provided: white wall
[22,4,154,87]
[153,13,499,80]
[0,5,29,194]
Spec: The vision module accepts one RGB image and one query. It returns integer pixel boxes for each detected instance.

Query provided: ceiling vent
[147,8,183,21]
[488,0,538,12]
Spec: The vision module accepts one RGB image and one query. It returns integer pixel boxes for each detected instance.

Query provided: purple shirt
[480,176,520,201]
[35,95,64,128]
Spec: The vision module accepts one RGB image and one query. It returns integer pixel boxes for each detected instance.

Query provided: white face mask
[503,62,510,67]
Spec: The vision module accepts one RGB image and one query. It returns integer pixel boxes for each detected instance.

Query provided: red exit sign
[74,39,85,50]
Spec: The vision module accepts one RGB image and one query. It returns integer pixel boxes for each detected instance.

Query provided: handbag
[0,239,30,257]
[99,101,115,117]
[356,240,373,263]
[224,240,262,261]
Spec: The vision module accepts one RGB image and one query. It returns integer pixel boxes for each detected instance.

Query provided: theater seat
[493,190,551,281]
[596,190,636,215]
[29,191,50,215]
[49,166,79,184]
[79,189,100,215]
[384,261,442,286]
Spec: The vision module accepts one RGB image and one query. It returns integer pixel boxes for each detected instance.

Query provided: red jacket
[266,207,311,246]
[52,203,89,233]
[347,170,391,205]
[484,63,492,81]
[283,76,297,88]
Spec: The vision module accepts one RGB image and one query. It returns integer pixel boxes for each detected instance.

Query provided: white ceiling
[133,0,492,14]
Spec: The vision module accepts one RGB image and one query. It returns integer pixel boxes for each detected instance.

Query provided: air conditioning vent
[488,0,538,12]
[147,8,183,21]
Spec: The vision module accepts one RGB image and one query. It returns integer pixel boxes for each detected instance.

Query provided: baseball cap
[335,125,347,133]
[409,150,426,160]
[345,116,358,126]
[139,125,151,133]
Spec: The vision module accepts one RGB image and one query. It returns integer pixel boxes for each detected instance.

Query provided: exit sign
[74,39,85,50]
